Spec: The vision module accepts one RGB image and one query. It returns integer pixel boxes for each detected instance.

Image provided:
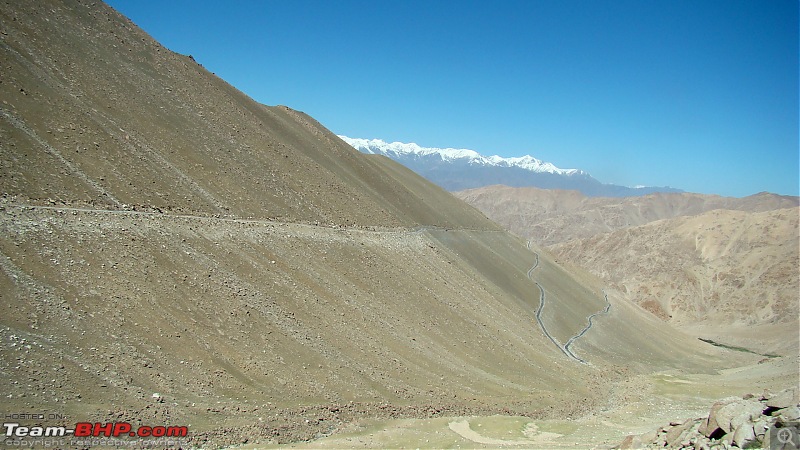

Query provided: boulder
[618,433,645,449]
[766,389,798,409]
[714,399,764,434]
[639,429,658,444]
[731,423,756,448]
[775,405,800,423]
[753,416,770,438]
[617,430,657,449]
[665,418,699,447]
[719,431,733,447]
[698,418,709,437]
[702,397,740,438]
[615,391,797,450]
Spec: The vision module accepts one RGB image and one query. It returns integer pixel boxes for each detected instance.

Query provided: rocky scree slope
[617,388,799,449]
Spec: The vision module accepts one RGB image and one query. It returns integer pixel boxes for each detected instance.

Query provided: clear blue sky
[106,0,798,197]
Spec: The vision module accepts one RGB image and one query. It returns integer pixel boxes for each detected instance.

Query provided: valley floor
[249,355,796,449]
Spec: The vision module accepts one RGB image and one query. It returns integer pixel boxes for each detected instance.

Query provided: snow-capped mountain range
[340,136,586,176]
[339,136,682,197]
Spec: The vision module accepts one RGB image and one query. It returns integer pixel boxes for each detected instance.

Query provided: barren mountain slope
[1,202,735,446]
[0,0,495,230]
[550,207,800,355]
[455,185,798,245]
[0,0,764,447]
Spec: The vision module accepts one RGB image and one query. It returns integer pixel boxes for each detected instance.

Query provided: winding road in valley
[528,251,571,358]
[564,291,611,363]
[526,241,611,364]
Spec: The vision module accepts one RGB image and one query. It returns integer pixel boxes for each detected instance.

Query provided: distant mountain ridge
[456,184,800,355]
[340,136,683,197]
[455,185,800,246]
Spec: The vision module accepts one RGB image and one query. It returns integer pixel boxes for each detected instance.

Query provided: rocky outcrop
[617,388,799,449]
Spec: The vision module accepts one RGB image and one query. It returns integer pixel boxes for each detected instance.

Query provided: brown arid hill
[549,207,800,357]
[0,1,795,448]
[454,185,799,246]
[455,186,799,357]
[0,0,494,230]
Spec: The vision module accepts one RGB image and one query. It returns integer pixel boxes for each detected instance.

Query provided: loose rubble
[617,388,799,449]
